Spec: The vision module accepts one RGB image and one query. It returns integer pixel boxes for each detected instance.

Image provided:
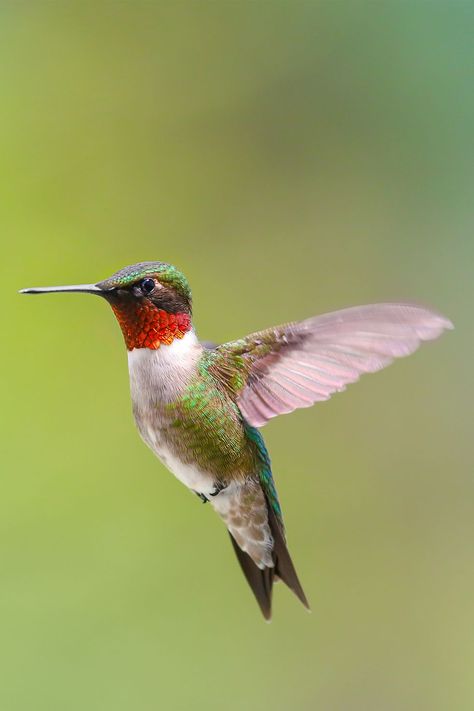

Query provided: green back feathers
[244,423,283,530]
[197,350,284,528]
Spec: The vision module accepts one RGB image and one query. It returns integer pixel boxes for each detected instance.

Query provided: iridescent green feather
[163,350,257,480]
[162,348,284,529]
[99,261,192,303]
[244,423,284,530]
[210,325,291,397]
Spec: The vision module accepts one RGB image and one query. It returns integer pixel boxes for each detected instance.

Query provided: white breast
[127,331,200,405]
[127,332,215,494]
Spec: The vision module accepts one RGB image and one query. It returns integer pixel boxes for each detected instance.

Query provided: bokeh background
[2,3,473,710]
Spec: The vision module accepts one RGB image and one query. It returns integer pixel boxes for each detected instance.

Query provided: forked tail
[229,497,309,620]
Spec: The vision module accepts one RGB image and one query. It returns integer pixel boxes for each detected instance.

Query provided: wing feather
[215,303,452,427]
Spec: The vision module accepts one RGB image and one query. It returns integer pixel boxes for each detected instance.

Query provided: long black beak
[19,284,108,296]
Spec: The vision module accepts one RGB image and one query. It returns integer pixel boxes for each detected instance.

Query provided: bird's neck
[127,329,202,407]
[111,300,192,351]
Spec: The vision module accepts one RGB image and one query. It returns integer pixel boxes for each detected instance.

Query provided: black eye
[140,278,156,295]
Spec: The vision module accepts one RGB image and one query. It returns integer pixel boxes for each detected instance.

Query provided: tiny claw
[209,482,227,497]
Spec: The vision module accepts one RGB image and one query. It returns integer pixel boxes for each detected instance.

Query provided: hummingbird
[21,262,452,619]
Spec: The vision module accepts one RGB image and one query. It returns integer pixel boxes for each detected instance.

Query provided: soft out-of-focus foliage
[1,3,472,710]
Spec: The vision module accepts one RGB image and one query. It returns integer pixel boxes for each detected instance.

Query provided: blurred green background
[1,2,472,710]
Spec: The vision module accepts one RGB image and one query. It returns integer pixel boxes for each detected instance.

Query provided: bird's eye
[140,278,156,295]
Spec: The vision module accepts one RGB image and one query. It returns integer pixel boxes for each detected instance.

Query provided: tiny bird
[21,262,452,619]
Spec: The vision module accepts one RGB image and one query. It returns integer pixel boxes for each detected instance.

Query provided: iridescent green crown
[99,261,191,303]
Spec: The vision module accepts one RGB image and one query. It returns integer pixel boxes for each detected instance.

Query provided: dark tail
[229,500,309,621]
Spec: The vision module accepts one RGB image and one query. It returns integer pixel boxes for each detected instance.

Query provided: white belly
[127,334,215,495]
[143,423,215,495]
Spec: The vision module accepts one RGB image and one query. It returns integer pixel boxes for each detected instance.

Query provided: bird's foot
[196,492,209,504]
[209,482,227,497]
[194,482,226,504]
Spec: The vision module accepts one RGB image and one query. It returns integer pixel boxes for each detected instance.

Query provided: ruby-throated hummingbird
[21,262,452,619]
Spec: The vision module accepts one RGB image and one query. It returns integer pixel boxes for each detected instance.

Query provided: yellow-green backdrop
[2,3,472,710]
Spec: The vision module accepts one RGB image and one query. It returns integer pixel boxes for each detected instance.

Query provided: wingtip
[414,304,454,333]
[427,313,454,341]
[427,309,454,332]
[400,303,454,335]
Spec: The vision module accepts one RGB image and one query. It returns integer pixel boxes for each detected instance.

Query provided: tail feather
[229,498,309,620]
[230,534,274,620]
[267,501,309,611]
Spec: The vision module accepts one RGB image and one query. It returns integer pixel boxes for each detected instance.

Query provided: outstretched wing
[214,303,452,428]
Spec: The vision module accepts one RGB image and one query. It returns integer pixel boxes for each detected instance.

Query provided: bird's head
[21,261,193,350]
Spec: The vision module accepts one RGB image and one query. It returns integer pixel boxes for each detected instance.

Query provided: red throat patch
[111,300,192,350]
